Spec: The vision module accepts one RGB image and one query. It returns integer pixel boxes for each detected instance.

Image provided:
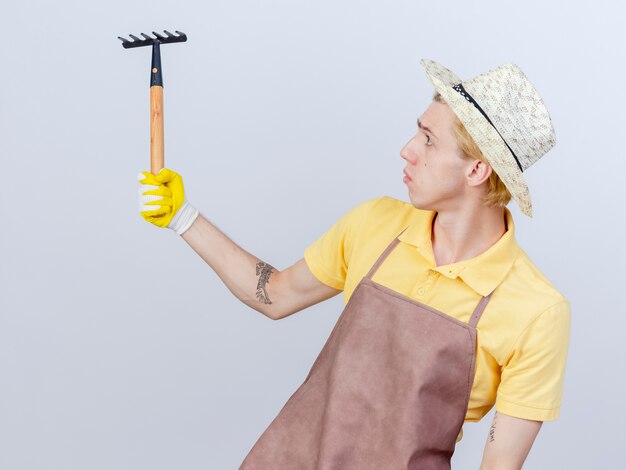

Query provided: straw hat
[419,59,556,217]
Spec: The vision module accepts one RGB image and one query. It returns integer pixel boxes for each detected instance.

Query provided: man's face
[400,101,469,212]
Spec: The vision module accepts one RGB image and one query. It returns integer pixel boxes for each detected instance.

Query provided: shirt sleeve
[495,300,572,421]
[303,197,381,290]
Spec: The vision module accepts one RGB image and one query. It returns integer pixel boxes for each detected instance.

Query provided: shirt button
[417,288,426,295]
[428,270,436,276]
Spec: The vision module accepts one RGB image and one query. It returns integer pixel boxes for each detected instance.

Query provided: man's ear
[466,159,492,187]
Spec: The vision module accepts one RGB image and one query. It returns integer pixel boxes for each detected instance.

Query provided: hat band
[452,83,524,173]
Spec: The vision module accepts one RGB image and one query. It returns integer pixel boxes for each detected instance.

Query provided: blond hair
[433,91,512,208]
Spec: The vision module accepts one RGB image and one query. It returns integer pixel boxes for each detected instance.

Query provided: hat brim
[420,59,533,217]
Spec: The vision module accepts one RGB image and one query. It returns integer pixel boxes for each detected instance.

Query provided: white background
[1,0,624,468]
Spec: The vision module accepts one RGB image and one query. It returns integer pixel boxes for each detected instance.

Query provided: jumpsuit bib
[239,228,493,469]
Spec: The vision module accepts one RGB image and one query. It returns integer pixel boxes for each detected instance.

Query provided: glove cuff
[168,201,200,235]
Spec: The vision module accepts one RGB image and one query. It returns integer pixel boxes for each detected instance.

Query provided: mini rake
[118,30,188,174]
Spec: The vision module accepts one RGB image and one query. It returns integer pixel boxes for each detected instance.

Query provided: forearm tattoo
[489,413,498,442]
[255,261,275,304]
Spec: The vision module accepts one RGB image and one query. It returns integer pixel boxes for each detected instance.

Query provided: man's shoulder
[504,246,569,312]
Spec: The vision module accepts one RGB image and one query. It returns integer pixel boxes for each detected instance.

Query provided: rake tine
[118,29,187,49]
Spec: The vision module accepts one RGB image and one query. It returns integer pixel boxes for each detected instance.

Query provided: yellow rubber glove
[137,168,199,235]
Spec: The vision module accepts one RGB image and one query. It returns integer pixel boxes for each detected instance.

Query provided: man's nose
[400,141,413,162]
[400,143,409,161]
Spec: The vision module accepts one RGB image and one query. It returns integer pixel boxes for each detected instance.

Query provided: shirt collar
[398,207,520,296]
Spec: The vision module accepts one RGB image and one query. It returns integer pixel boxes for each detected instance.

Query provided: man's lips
[403,168,412,181]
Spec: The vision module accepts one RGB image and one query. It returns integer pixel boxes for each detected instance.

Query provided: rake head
[118,30,187,49]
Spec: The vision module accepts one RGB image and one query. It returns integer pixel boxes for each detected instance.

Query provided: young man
[137,59,571,469]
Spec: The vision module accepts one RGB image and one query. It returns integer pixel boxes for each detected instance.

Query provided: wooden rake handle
[150,84,164,175]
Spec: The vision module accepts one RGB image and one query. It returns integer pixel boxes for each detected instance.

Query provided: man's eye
[425,134,433,146]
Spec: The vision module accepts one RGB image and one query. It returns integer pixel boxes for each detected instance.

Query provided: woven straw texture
[420,59,556,217]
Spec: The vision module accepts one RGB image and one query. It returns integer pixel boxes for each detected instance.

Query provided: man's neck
[431,205,507,267]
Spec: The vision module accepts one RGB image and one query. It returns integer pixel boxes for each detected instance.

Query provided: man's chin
[407,195,434,212]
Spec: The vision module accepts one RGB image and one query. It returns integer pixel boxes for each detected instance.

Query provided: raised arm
[479,412,542,470]
[138,168,342,320]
